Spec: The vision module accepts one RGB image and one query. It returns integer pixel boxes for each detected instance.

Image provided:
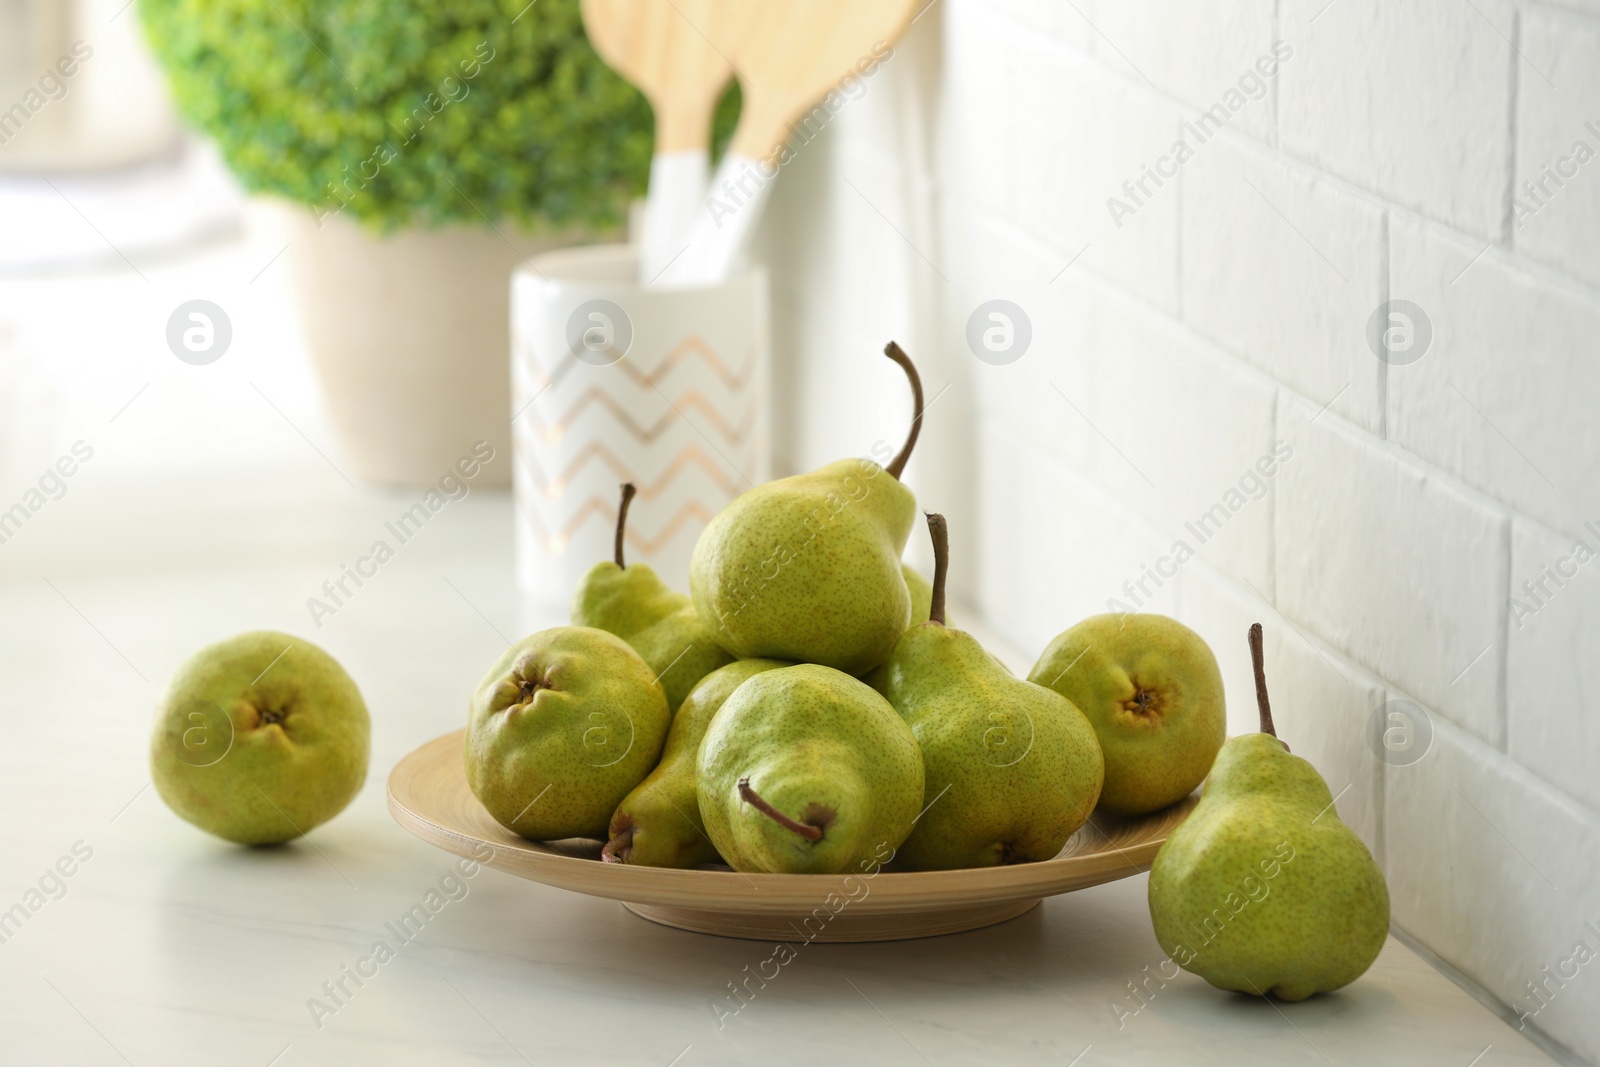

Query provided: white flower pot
[276,203,597,487]
[511,243,770,608]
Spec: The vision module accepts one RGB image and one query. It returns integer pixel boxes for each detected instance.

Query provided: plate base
[623,897,1041,943]
[389,729,1196,943]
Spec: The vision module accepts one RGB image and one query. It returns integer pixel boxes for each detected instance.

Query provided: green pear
[1148,625,1389,1001]
[1029,613,1225,815]
[883,515,1104,869]
[572,483,736,710]
[465,626,670,840]
[602,657,789,867]
[862,563,940,698]
[697,663,924,874]
[150,632,369,845]
[690,343,924,675]
[902,563,934,627]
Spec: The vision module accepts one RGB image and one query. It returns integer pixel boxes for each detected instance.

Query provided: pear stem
[883,342,924,481]
[926,512,949,626]
[738,777,823,842]
[614,482,636,568]
[1248,622,1279,739]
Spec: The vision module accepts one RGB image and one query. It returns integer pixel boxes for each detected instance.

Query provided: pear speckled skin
[150,632,370,846]
[690,458,915,675]
[863,564,937,698]
[465,627,669,841]
[1030,614,1225,815]
[571,559,736,711]
[884,623,1103,870]
[604,658,789,867]
[697,664,924,874]
[901,563,934,627]
[1148,733,1390,1000]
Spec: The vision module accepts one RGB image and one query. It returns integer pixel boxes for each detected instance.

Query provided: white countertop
[0,464,1558,1067]
[0,238,1558,1066]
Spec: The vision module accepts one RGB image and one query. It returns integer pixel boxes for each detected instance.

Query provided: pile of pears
[465,342,1389,999]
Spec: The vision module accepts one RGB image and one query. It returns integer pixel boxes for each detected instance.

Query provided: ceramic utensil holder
[510,243,769,610]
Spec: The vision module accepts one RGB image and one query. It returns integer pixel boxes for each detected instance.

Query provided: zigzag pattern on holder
[518,387,758,446]
[513,332,764,561]
[519,333,761,392]
[518,441,746,501]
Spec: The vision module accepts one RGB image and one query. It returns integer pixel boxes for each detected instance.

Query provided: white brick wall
[1278,0,1515,239]
[1387,215,1600,538]
[1515,7,1600,290]
[1087,295,1279,595]
[1094,0,1280,142]
[1387,718,1600,1058]
[1277,396,1510,747]
[1508,517,1600,812]
[1010,35,1183,311]
[1181,135,1387,433]
[765,1,1600,1060]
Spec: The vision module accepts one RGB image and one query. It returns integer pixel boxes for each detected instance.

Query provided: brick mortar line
[1503,7,1523,246]
[953,202,1552,528]
[823,50,1600,312]
[982,418,1599,828]
[980,427,1598,830]
[926,1,1600,306]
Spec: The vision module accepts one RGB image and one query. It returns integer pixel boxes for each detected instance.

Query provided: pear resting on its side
[150,631,370,845]
[603,657,789,867]
[1030,613,1225,816]
[465,627,670,841]
[697,663,924,874]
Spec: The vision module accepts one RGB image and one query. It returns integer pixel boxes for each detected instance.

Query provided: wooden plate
[388,730,1197,942]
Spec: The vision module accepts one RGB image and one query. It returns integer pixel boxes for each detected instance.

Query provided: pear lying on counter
[1147,624,1389,1001]
[697,664,924,874]
[465,627,669,841]
[150,632,370,845]
[603,657,789,867]
[1030,613,1224,816]
[572,483,735,711]
[881,515,1103,870]
[689,343,925,675]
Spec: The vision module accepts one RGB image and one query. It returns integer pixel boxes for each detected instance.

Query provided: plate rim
[387,728,1196,914]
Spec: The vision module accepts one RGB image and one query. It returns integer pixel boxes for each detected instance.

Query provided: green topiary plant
[139,0,735,232]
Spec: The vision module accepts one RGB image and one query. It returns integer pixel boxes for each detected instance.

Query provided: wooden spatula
[582,0,735,284]
[655,0,920,288]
